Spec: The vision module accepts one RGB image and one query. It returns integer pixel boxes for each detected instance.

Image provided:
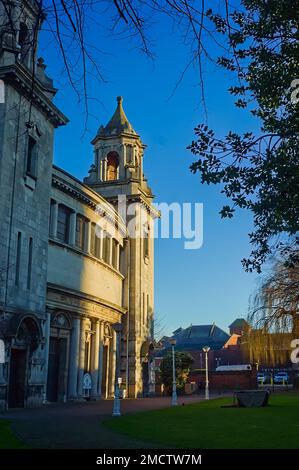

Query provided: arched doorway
[8,315,42,408]
[47,312,71,402]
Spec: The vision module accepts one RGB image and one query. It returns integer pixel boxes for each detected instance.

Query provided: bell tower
[85,96,152,200]
[85,97,158,397]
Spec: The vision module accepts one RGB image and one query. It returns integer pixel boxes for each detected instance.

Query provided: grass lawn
[0,420,28,449]
[105,393,299,449]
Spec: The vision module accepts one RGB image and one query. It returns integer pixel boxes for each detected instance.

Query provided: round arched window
[106,151,119,181]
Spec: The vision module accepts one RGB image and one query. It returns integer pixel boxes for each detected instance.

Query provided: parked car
[257,372,267,384]
[274,372,289,384]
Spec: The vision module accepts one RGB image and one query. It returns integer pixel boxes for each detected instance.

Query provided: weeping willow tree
[243,252,299,367]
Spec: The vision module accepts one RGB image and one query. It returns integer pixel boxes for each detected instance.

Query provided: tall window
[112,239,118,270]
[90,223,101,259]
[143,224,149,258]
[90,222,95,255]
[26,135,37,177]
[57,205,71,243]
[106,151,119,181]
[27,237,33,290]
[15,232,22,286]
[102,232,110,264]
[75,215,87,251]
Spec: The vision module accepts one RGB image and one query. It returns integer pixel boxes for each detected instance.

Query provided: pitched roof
[95,96,137,138]
[161,324,230,352]
[229,318,249,329]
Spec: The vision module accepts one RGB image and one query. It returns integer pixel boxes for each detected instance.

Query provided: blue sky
[39,9,265,336]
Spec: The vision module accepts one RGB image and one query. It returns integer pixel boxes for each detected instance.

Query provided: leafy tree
[189,0,299,272]
[159,351,193,393]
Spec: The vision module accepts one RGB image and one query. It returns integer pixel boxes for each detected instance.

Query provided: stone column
[123,144,127,166]
[77,318,86,399]
[104,338,110,399]
[103,159,107,181]
[91,320,100,399]
[116,243,120,271]
[69,211,76,246]
[99,228,103,259]
[109,330,117,397]
[108,237,113,266]
[43,311,51,401]
[68,317,81,399]
[97,322,104,396]
[100,158,103,181]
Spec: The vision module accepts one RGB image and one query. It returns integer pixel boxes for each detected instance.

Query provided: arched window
[106,151,119,181]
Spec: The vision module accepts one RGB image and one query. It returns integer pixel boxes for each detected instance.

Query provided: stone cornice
[108,194,160,219]
[47,283,127,318]
[0,63,68,127]
[52,170,128,236]
[91,131,144,146]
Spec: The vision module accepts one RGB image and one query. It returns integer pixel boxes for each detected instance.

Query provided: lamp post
[169,338,178,406]
[202,346,210,400]
[112,322,123,417]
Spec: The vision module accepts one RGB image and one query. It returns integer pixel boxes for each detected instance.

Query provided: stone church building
[0,0,157,408]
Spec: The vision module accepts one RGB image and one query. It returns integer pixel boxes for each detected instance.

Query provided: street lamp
[169,338,178,406]
[202,346,210,400]
[112,322,123,416]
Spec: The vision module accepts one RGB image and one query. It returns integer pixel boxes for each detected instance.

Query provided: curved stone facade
[45,166,127,402]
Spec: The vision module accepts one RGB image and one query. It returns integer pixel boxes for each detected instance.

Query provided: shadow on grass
[0,420,28,449]
[104,393,299,449]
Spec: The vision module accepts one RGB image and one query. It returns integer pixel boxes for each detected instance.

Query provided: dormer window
[106,151,119,181]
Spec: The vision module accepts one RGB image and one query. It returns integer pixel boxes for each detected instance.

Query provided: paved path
[1,394,227,449]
